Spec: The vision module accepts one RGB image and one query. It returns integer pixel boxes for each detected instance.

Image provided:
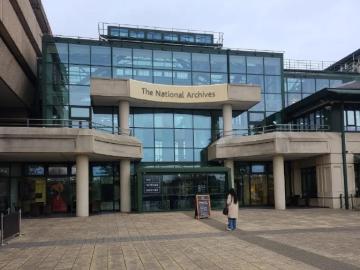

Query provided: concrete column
[273,155,286,210]
[76,154,89,217]
[119,100,129,134]
[224,159,235,189]
[222,104,232,137]
[120,159,131,212]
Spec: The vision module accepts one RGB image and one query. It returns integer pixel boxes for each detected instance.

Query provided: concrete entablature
[90,78,261,110]
[208,132,342,161]
[0,127,142,161]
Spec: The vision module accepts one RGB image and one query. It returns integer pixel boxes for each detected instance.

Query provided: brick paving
[0,209,360,269]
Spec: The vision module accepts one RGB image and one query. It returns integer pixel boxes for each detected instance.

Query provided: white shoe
[226,227,231,231]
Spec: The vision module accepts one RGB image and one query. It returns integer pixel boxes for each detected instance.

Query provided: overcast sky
[42,0,359,62]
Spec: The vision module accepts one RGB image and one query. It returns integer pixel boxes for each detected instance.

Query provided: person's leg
[233,218,237,230]
[227,218,231,230]
[229,218,234,230]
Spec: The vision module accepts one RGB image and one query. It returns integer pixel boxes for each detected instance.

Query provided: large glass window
[91,46,111,66]
[265,76,281,93]
[316,79,329,91]
[210,54,227,73]
[192,53,210,72]
[194,130,211,148]
[153,51,172,69]
[69,44,90,65]
[229,55,246,74]
[153,70,172,84]
[230,74,246,84]
[91,66,111,78]
[174,111,193,128]
[134,109,153,127]
[112,48,132,67]
[69,65,90,85]
[287,78,301,92]
[175,129,193,148]
[113,67,132,79]
[193,112,211,129]
[154,112,173,128]
[155,129,174,147]
[69,85,90,106]
[133,69,152,82]
[173,71,191,85]
[173,52,191,70]
[265,94,282,112]
[193,72,210,85]
[134,128,154,147]
[46,43,68,63]
[264,57,281,75]
[302,78,316,93]
[247,75,264,91]
[211,73,227,84]
[247,56,263,74]
[133,49,152,68]
[155,148,174,162]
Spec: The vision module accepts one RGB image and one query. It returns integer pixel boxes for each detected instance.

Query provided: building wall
[0,0,50,114]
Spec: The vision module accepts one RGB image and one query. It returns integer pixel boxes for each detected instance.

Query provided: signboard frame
[195,194,211,219]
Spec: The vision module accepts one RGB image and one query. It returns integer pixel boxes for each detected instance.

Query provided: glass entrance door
[250,174,268,205]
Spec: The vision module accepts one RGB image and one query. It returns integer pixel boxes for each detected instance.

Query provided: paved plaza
[0,209,360,270]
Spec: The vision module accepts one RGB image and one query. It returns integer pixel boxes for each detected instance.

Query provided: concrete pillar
[222,104,232,137]
[120,159,131,212]
[119,100,130,135]
[76,154,89,217]
[273,155,286,210]
[224,159,235,189]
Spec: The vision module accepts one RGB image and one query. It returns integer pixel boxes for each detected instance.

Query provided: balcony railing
[0,118,132,136]
[219,124,330,138]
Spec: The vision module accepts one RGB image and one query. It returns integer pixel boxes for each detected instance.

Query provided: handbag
[222,206,228,215]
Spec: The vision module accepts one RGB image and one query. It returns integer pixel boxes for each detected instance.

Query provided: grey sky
[42,0,360,62]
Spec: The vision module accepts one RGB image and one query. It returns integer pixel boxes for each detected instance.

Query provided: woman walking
[226,188,238,231]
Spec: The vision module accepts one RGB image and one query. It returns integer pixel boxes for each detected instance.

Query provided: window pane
[193,72,210,85]
[69,85,90,106]
[265,94,282,112]
[163,33,178,42]
[264,57,281,75]
[192,53,210,72]
[173,71,191,85]
[316,79,329,91]
[247,56,263,74]
[143,148,155,162]
[347,111,355,125]
[265,75,281,93]
[129,30,144,39]
[174,112,193,128]
[133,49,152,68]
[247,75,264,91]
[230,74,246,84]
[229,55,246,73]
[211,73,227,84]
[250,94,265,111]
[133,69,152,82]
[154,112,173,128]
[175,148,193,162]
[287,93,301,106]
[194,130,211,148]
[134,109,153,127]
[91,46,111,66]
[69,44,90,65]
[147,31,162,40]
[180,34,195,43]
[153,70,172,84]
[113,48,132,67]
[175,129,193,148]
[249,112,264,122]
[173,52,191,70]
[233,112,248,130]
[193,112,211,129]
[91,66,111,78]
[210,54,227,73]
[194,149,203,162]
[113,67,132,79]
[71,107,89,118]
[302,78,316,93]
[287,78,301,92]
[134,128,154,147]
[155,129,174,147]
[195,34,212,44]
[69,65,90,85]
[46,43,68,63]
[330,79,343,87]
[155,148,174,162]
[153,51,172,69]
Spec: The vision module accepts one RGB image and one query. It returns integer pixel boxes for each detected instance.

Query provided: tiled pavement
[0,209,360,269]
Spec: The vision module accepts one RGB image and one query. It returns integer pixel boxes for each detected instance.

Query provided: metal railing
[219,124,329,138]
[0,118,132,136]
[284,59,335,71]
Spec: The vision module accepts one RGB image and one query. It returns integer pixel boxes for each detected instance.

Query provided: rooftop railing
[0,118,132,136]
[284,59,335,71]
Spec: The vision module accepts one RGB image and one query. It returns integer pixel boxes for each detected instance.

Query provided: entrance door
[250,174,268,205]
